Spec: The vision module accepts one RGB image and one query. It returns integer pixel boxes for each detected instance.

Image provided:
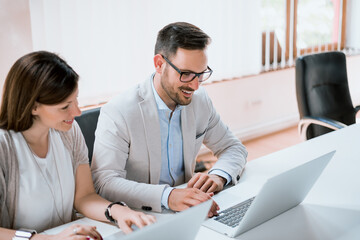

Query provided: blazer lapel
[181,105,196,182]
[138,76,162,184]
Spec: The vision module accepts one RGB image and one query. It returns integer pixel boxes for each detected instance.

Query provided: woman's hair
[0,51,79,132]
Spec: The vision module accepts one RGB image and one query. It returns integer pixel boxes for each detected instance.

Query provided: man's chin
[178,99,192,106]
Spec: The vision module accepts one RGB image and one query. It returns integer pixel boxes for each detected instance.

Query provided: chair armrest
[355,105,360,114]
[298,116,348,140]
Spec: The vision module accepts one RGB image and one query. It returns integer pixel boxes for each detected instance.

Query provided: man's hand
[168,188,219,217]
[187,172,226,193]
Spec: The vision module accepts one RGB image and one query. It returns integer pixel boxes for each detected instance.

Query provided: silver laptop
[203,150,335,237]
[104,200,212,240]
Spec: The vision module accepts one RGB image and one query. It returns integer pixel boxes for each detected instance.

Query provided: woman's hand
[44,224,103,240]
[111,205,156,234]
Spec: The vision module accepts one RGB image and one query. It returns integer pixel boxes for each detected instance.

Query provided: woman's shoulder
[0,128,10,137]
[0,129,15,165]
[0,129,13,147]
[57,121,82,143]
[55,121,89,166]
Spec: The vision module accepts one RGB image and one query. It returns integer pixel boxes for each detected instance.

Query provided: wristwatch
[105,201,127,224]
[12,228,37,240]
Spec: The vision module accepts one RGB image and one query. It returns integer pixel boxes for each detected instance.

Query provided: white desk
[46,124,360,239]
[197,123,360,240]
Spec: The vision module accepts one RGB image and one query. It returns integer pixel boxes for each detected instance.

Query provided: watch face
[16,231,32,237]
[16,229,36,238]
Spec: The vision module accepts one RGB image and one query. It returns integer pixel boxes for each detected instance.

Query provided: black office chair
[75,107,101,164]
[295,51,360,140]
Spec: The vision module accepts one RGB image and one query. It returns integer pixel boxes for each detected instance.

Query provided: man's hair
[155,22,211,58]
[0,51,79,131]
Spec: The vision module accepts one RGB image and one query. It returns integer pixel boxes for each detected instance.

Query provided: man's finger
[187,173,201,188]
[193,175,208,189]
[206,183,218,193]
[210,200,219,213]
[183,196,206,207]
[200,179,214,193]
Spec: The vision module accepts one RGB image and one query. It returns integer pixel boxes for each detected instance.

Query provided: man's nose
[188,77,200,90]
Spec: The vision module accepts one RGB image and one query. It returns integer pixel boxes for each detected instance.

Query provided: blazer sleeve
[91,104,166,212]
[201,90,247,185]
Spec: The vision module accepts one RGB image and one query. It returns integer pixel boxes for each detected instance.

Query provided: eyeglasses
[162,55,213,83]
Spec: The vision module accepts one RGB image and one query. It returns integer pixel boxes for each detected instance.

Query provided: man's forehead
[171,49,208,71]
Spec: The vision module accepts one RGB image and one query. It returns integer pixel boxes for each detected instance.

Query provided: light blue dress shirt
[151,79,231,209]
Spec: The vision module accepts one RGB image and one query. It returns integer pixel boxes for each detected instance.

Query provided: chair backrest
[295,51,356,139]
[75,107,101,164]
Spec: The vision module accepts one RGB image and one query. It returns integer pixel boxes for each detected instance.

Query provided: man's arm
[91,105,166,212]
[188,89,247,192]
[204,91,247,184]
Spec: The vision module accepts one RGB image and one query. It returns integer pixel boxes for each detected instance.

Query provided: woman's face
[32,87,81,132]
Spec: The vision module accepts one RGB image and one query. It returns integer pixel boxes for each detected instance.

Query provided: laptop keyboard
[214,197,255,228]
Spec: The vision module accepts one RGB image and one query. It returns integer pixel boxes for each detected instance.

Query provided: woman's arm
[0,228,17,240]
[0,226,95,240]
[74,164,156,234]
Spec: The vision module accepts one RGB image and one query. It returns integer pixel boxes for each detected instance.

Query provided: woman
[0,51,155,240]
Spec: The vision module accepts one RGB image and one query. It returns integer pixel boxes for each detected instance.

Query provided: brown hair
[154,22,211,58]
[0,51,79,131]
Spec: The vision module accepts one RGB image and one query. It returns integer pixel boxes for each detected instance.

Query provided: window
[261,0,347,70]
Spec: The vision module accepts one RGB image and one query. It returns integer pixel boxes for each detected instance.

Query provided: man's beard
[160,70,193,106]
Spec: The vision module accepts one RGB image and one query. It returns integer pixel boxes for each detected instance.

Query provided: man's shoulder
[103,83,142,112]
[111,83,141,103]
[193,86,208,98]
[191,86,211,109]
[100,78,156,125]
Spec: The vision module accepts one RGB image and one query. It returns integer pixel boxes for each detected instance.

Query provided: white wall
[29,0,262,106]
[1,0,359,143]
[346,0,360,49]
[0,0,33,91]
[204,68,298,141]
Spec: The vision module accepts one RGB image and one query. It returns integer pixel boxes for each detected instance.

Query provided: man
[91,22,247,216]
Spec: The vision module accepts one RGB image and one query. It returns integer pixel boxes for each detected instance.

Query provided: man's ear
[154,54,165,74]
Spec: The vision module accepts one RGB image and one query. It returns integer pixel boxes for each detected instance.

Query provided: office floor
[196,125,303,170]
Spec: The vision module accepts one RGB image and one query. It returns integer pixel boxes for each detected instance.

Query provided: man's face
[158,48,208,110]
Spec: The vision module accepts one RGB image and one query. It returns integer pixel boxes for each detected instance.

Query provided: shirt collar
[151,74,184,112]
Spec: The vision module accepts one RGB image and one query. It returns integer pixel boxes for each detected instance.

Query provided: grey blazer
[91,75,247,212]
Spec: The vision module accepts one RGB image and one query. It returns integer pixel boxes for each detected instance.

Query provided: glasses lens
[180,69,212,83]
[199,71,212,82]
[180,72,197,82]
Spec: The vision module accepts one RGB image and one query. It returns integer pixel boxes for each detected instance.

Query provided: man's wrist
[216,175,227,185]
[208,169,232,186]
[161,186,174,209]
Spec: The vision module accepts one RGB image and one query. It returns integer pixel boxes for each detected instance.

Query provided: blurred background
[1,0,359,153]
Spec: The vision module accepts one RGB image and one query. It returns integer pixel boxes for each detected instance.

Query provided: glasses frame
[161,55,213,83]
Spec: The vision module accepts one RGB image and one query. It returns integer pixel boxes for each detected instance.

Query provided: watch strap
[13,229,37,240]
[105,201,127,223]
